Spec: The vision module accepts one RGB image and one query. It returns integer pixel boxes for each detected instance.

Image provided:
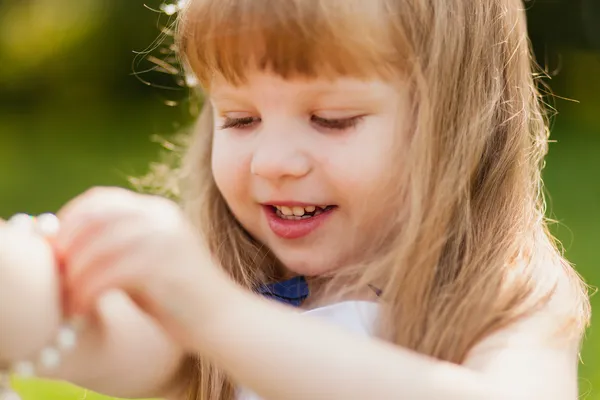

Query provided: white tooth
[274,205,281,211]
[280,206,293,216]
[292,206,305,216]
[319,205,328,209]
[304,206,316,213]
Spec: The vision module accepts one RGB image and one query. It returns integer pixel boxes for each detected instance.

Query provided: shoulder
[470,257,590,357]
[462,258,590,399]
[525,256,591,345]
[466,255,590,366]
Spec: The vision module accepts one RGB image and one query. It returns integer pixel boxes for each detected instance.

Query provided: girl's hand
[0,217,62,362]
[55,187,228,346]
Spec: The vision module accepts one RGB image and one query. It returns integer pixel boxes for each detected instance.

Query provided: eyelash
[218,115,364,131]
[219,116,257,130]
[310,115,363,130]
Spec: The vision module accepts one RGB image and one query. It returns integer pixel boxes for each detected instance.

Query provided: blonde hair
[137,0,591,398]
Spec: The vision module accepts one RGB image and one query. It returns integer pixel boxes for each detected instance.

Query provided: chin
[274,250,342,277]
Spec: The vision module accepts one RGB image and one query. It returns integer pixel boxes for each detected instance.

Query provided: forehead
[208,71,405,108]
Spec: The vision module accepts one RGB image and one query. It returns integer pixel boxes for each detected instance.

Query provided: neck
[301,277,380,310]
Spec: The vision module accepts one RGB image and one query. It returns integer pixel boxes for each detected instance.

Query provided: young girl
[0,0,592,399]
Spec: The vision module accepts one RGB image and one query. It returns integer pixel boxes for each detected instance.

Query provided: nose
[250,128,312,181]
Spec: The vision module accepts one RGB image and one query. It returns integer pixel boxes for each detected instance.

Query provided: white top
[236,301,380,400]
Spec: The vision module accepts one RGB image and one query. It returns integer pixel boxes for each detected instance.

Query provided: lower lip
[264,206,335,239]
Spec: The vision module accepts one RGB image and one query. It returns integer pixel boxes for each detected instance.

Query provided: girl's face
[210,70,410,276]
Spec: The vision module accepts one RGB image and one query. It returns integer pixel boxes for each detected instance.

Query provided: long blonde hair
[137,0,591,398]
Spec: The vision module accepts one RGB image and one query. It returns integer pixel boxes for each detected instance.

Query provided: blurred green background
[0,0,598,399]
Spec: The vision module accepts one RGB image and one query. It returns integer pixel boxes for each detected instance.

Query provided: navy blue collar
[256,276,310,307]
[257,276,381,307]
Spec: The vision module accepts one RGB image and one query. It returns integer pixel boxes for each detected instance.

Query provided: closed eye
[311,115,364,131]
[218,115,364,131]
[218,116,260,130]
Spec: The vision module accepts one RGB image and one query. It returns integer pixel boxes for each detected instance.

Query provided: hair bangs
[177,0,407,87]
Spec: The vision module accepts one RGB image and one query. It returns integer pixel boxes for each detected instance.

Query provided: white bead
[12,361,35,378]
[56,326,78,351]
[35,213,60,237]
[39,347,61,370]
[7,214,35,232]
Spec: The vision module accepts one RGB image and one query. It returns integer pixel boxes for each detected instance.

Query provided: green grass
[10,379,139,400]
[543,121,600,399]
[1,107,598,400]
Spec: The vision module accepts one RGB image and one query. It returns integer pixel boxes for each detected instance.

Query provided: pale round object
[6,215,35,233]
[39,347,61,369]
[0,226,61,362]
[35,214,60,237]
[56,326,78,351]
[10,362,34,379]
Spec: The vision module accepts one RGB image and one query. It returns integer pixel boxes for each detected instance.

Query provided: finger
[55,188,109,255]
[54,212,106,262]
[56,186,134,221]
[56,186,111,223]
[55,191,142,259]
[66,217,141,287]
[70,242,148,316]
[66,215,153,315]
[56,186,139,235]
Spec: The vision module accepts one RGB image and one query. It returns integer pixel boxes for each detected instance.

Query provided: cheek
[211,134,250,207]
[324,122,397,201]
[320,120,401,246]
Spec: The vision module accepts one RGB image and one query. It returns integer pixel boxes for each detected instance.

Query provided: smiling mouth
[270,205,336,220]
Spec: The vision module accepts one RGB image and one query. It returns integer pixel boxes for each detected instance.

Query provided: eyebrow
[209,92,257,110]
[209,80,392,112]
[302,84,392,112]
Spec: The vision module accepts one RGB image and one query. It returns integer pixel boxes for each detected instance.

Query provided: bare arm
[43,290,188,400]
[184,276,582,400]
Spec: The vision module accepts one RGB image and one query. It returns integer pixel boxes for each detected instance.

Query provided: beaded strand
[0,214,85,400]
